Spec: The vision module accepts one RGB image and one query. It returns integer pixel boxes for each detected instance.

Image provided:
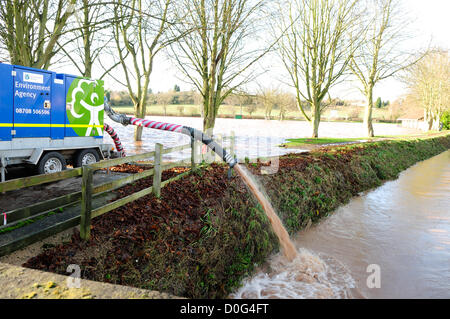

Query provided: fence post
[215,134,223,162]
[1,157,5,194]
[153,143,163,198]
[80,165,94,240]
[230,131,236,159]
[191,138,197,170]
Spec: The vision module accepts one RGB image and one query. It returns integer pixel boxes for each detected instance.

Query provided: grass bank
[281,137,365,148]
[280,131,445,148]
[21,133,450,298]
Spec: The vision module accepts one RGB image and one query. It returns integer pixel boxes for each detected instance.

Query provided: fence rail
[0,141,205,255]
[0,167,83,193]
[0,132,236,255]
[78,142,196,240]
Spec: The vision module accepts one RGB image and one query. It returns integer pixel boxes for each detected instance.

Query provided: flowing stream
[233,150,450,299]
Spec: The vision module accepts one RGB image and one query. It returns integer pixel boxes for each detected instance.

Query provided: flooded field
[106,116,420,161]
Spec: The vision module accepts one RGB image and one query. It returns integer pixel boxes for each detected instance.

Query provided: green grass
[0,208,64,234]
[113,104,285,119]
[282,137,365,147]
[281,131,450,148]
[374,131,443,139]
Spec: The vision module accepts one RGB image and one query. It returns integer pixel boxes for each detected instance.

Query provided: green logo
[66,78,104,137]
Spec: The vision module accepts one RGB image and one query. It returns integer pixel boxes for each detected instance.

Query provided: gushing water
[233,164,358,299]
[232,249,356,299]
[234,164,297,261]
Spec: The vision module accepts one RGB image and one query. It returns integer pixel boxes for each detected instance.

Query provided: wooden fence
[78,142,198,240]
[0,140,208,255]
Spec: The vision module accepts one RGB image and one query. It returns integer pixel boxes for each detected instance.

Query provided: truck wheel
[74,149,100,167]
[37,152,67,175]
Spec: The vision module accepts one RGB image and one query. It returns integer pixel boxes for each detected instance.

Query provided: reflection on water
[104,116,419,161]
[234,150,450,299]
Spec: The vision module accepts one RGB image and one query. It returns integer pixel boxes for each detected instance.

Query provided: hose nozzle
[181,126,237,169]
[104,98,131,126]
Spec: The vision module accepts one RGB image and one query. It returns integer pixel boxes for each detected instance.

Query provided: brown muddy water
[235,164,298,262]
[233,151,450,299]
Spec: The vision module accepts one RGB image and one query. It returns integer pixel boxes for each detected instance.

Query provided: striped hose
[129,117,184,133]
[103,100,237,168]
[104,123,126,157]
[129,116,236,168]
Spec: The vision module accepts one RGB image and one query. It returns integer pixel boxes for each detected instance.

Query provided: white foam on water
[232,248,356,299]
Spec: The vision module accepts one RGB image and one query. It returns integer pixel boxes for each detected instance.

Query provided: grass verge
[282,137,364,148]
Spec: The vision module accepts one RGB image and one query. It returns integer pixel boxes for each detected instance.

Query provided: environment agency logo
[66,77,104,137]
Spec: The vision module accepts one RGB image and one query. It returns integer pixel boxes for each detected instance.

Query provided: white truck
[0,63,117,181]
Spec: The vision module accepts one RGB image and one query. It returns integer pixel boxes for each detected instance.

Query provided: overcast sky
[96,0,449,103]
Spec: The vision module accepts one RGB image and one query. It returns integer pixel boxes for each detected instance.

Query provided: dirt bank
[21,164,278,298]
[14,133,450,298]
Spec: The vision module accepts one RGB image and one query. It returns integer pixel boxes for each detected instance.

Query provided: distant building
[347,100,365,107]
[397,109,428,131]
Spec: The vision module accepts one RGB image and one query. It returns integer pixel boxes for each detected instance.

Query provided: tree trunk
[311,100,320,138]
[364,88,375,137]
[203,115,216,134]
[134,101,144,141]
[312,116,320,138]
[201,93,215,134]
[83,0,92,78]
[425,108,433,131]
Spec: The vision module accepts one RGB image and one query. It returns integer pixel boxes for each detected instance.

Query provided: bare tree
[258,87,279,120]
[0,0,77,69]
[112,0,182,141]
[349,0,422,137]
[225,91,254,117]
[277,91,296,121]
[157,92,173,116]
[404,49,450,130]
[55,0,119,78]
[169,0,272,133]
[277,0,361,137]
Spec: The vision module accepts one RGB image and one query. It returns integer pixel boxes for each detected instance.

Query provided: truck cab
[0,63,116,181]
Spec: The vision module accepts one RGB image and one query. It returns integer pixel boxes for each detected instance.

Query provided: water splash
[232,248,357,299]
[231,165,356,299]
